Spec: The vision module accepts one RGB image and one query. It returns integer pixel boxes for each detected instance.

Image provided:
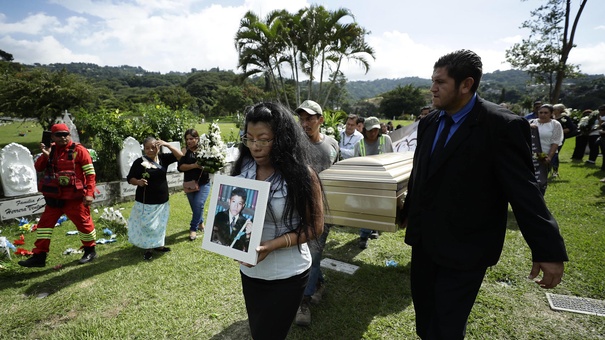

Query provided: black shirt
[178,149,210,185]
[127,153,177,204]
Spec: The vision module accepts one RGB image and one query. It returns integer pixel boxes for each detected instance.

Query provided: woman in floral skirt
[127,136,182,260]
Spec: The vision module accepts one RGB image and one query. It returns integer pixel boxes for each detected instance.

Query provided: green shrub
[76,102,196,181]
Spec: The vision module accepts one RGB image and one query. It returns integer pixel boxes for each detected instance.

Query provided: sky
[1,0,604,81]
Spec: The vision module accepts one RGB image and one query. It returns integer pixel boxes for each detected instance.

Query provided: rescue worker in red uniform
[19,123,98,267]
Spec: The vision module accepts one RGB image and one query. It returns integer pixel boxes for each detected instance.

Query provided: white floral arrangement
[321,126,336,140]
[99,207,127,226]
[196,121,228,173]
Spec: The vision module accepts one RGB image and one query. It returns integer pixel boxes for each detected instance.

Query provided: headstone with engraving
[0,143,38,197]
[119,137,142,179]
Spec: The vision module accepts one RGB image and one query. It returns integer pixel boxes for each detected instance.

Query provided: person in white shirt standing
[339,114,364,160]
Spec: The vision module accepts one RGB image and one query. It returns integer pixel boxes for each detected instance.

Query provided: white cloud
[339,30,516,81]
[569,42,605,75]
[37,0,310,72]
[0,13,60,35]
[52,16,88,34]
[499,35,523,44]
[3,0,605,78]
[1,35,101,65]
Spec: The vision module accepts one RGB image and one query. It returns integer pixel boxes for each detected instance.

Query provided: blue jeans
[304,224,331,297]
[359,228,372,239]
[186,182,211,232]
[551,140,565,170]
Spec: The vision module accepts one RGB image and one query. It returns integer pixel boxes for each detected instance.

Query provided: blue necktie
[430,115,454,166]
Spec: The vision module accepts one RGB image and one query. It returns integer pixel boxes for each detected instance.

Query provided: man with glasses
[294,100,339,327]
[339,114,363,160]
[19,123,98,267]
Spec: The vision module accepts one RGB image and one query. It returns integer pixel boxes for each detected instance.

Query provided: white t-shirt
[530,119,564,154]
[238,160,311,280]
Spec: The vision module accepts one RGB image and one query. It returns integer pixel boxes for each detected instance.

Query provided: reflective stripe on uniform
[359,135,385,156]
[82,163,96,175]
[79,229,96,242]
[36,228,54,240]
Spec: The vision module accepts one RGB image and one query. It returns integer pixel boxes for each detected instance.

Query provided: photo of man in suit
[211,187,253,252]
[400,50,568,339]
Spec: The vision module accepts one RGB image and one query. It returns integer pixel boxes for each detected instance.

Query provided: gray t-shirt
[311,134,339,173]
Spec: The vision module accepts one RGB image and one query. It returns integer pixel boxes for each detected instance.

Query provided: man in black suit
[400,50,567,339]
[211,187,252,251]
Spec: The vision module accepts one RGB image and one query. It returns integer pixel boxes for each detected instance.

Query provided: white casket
[319,152,413,232]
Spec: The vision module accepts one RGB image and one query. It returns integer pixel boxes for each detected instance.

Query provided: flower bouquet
[196,121,228,174]
[535,152,548,164]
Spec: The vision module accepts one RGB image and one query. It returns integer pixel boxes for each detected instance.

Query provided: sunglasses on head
[53,132,70,137]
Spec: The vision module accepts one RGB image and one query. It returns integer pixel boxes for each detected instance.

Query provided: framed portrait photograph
[201,174,270,265]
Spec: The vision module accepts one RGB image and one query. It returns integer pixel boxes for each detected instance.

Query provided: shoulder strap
[67,143,77,161]
[144,156,166,172]
[359,140,366,156]
[46,146,56,174]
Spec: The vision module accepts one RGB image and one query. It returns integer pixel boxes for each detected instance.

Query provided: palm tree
[234,6,375,109]
[281,9,305,106]
[296,6,373,106]
[297,5,338,101]
[321,22,375,108]
[234,10,290,106]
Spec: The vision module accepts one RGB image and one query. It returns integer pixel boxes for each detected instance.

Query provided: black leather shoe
[18,252,47,267]
[79,246,97,264]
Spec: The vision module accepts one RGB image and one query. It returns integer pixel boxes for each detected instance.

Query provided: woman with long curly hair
[231,102,325,340]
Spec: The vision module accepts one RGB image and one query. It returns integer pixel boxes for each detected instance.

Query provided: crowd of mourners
[18,49,604,340]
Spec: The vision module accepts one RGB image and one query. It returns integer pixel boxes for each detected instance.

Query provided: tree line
[1,2,603,130]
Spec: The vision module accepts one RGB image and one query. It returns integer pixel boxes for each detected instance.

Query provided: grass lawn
[1,126,604,339]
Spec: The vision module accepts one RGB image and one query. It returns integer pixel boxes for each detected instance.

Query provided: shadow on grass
[289,237,412,339]
[0,229,189,296]
[209,319,252,340]
[208,234,413,340]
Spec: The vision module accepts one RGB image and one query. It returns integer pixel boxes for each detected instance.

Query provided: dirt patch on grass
[42,309,79,328]
[101,298,130,318]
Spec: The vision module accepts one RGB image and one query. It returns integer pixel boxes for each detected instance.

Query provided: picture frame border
[201,174,270,265]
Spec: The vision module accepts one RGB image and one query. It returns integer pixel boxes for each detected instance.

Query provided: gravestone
[61,110,80,143]
[0,143,38,197]
[161,141,181,172]
[119,137,142,179]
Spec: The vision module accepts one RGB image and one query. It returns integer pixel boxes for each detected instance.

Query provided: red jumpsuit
[33,141,97,254]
